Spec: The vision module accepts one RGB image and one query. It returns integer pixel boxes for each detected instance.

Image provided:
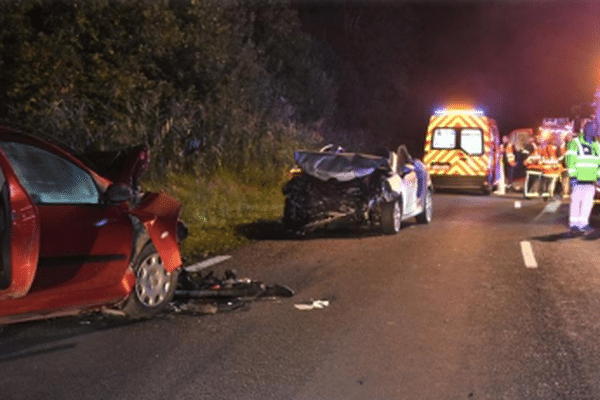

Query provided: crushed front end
[282,150,392,233]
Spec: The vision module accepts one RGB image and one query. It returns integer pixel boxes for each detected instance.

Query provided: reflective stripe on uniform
[575,162,600,168]
[576,138,584,156]
[576,155,600,160]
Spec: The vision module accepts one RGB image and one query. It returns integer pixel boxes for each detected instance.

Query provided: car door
[0,140,133,295]
[0,149,40,300]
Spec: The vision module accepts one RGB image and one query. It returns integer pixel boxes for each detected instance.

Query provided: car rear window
[0,142,99,204]
[432,128,456,149]
[460,128,484,155]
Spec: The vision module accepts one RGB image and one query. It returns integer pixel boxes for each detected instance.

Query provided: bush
[0,0,336,177]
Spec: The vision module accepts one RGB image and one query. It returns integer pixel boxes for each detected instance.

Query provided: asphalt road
[3,192,600,399]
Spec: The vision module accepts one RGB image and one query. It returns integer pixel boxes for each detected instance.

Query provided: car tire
[122,243,179,319]
[416,188,432,224]
[381,198,402,234]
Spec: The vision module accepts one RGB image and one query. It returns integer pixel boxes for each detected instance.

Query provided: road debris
[172,269,294,315]
[100,307,126,318]
[294,300,330,310]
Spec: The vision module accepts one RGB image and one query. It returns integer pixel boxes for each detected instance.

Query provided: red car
[0,126,187,324]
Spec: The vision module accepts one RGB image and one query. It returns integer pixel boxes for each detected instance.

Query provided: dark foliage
[0,0,339,178]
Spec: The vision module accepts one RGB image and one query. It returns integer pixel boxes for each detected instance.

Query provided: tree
[0,0,337,178]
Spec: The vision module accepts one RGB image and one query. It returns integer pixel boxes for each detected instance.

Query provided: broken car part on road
[172,268,294,314]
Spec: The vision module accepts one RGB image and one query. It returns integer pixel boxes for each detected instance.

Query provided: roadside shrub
[0,0,335,179]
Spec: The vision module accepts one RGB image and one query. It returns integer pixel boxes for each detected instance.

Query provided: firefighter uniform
[565,127,600,231]
[502,140,516,189]
[540,143,562,198]
[523,141,543,198]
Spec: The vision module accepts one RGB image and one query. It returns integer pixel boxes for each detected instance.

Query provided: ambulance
[423,107,502,193]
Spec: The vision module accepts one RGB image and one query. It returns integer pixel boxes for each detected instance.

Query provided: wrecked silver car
[282,145,433,234]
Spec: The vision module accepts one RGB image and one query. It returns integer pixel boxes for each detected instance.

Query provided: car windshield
[0,141,99,204]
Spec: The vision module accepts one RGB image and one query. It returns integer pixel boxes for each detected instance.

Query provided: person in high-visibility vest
[565,120,600,234]
[502,135,516,191]
[540,139,562,199]
[561,120,581,198]
[559,136,571,198]
[523,135,544,198]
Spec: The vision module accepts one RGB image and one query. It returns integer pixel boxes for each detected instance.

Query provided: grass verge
[143,170,287,264]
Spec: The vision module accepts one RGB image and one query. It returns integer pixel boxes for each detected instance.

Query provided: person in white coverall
[565,120,600,234]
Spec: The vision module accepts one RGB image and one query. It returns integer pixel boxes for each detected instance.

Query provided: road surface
[2,193,600,399]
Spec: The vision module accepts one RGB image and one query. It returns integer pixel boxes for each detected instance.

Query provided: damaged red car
[0,126,187,324]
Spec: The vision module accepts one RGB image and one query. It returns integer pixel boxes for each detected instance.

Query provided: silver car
[283,145,433,234]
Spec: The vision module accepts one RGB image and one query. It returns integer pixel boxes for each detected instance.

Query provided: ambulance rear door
[425,123,490,178]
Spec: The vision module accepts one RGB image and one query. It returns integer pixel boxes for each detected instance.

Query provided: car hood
[294,151,391,182]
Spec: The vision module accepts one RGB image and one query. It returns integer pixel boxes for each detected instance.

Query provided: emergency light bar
[434,108,485,116]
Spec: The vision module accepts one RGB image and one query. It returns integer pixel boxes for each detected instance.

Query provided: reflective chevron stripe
[424,113,494,177]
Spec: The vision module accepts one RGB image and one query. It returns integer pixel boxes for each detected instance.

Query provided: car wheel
[381,198,402,234]
[416,188,432,224]
[122,243,179,319]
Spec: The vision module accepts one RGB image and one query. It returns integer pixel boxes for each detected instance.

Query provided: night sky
[297,0,600,154]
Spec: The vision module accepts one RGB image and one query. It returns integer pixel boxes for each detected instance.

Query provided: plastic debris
[294,300,330,310]
[100,307,126,318]
[181,300,218,315]
[173,269,294,314]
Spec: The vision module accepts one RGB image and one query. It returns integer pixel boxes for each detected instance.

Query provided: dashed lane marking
[543,199,562,213]
[533,199,562,221]
[520,241,538,269]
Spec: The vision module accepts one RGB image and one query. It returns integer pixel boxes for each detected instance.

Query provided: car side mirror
[104,183,132,205]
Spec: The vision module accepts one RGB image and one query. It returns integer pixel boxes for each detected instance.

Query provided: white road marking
[543,199,562,213]
[184,255,232,273]
[533,199,563,221]
[514,201,521,209]
[520,241,538,269]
